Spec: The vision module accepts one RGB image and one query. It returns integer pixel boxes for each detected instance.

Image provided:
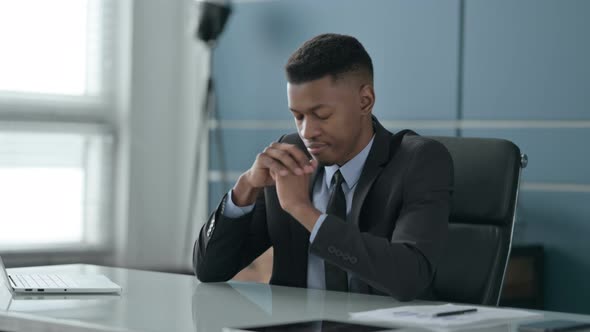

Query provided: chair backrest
[428,136,525,305]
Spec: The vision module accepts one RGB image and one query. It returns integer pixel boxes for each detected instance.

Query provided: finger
[257,153,289,176]
[309,158,319,171]
[303,158,318,174]
[269,168,278,181]
[264,146,304,175]
[272,143,313,172]
[298,158,318,174]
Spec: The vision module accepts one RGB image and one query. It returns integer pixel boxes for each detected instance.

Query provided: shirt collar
[324,135,375,189]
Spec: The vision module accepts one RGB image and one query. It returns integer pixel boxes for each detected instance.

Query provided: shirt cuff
[309,214,328,243]
[222,189,255,218]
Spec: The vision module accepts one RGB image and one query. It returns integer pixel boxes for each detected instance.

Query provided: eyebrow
[289,104,326,114]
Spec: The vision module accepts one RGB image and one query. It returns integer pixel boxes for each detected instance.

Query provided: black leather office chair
[428,136,527,305]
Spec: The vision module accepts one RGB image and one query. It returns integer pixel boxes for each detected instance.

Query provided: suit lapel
[349,119,414,227]
[349,119,390,226]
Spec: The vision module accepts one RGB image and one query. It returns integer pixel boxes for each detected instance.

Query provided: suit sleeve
[194,134,289,282]
[193,190,271,282]
[309,139,453,301]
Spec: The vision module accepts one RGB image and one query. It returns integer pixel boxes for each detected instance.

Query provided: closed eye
[290,108,331,121]
[293,113,303,120]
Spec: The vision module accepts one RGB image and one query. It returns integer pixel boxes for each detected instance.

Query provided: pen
[433,308,478,317]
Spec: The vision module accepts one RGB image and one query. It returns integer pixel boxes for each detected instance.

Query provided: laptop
[0,256,121,294]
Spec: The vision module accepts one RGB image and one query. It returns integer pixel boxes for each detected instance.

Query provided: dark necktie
[324,170,349,291]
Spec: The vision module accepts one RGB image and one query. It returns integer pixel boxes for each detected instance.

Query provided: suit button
[350,257,357,264]
[328,246,336,254]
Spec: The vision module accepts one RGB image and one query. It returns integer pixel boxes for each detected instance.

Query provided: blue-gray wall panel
[207,0,590,314]
[515,191,590,314]
[462,128,590,184]
[463,0,590,120]
[392,128,456,137]
[214,0,459,121]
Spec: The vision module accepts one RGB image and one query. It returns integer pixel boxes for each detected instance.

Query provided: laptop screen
[0,256,13,289]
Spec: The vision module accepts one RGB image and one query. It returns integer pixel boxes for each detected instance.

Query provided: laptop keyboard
[13,274,79,289]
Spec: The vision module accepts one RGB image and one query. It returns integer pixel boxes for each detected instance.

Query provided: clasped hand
[238,142,321,230]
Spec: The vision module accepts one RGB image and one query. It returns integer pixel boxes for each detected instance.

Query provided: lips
[305,143,328,155]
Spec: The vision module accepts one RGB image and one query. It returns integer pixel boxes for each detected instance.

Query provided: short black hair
[285,33,373,84]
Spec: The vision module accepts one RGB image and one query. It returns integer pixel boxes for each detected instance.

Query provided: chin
[313,149,339,167]
[315,157,337,167]
[317,161,334,167]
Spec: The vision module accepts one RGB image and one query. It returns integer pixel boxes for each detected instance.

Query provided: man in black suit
[194,33,453,301]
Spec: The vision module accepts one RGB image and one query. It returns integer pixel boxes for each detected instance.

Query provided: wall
[207,0,590,314]
[208,0,460,206]
[461,0,590,314]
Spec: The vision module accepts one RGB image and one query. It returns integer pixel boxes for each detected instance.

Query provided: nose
[300,117,319,140]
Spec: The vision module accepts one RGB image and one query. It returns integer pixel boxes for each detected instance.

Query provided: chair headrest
[428,136,522,226]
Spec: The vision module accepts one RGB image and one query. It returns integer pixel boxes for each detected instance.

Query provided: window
[0,0,111,98]
[0,129,112,249]
[0,0,119,251]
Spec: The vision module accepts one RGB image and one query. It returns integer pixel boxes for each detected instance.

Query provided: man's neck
[336,123,374,167]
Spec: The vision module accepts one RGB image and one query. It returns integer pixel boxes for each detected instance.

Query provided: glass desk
[1,264,589,332]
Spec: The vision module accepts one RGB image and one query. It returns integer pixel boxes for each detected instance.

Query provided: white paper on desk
[350,303,541,328]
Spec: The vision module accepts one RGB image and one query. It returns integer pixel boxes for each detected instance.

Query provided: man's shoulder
[276,132,303,147]
[393,130,451,162]
[399,132,444,149]
[276,133,310,157]
[280,132,303,145]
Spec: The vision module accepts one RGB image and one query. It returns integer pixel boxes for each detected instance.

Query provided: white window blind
[0,0,115,102]
[0,127,112,250]
[0,0,119,251]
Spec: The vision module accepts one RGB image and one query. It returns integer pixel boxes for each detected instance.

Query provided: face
[287,75,375,166]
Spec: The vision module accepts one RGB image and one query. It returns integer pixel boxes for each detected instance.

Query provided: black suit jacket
[194,117,454,301]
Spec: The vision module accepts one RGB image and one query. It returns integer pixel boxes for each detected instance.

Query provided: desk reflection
[191,282,401,332]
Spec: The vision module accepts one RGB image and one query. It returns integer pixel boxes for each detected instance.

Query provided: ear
[359,84,375,116]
